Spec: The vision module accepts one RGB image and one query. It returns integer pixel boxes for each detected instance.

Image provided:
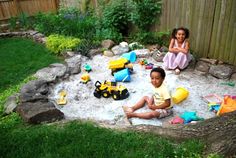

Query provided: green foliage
[8,17,17,31]
[131,0,162,31]
[18,12,31,30]
[95,27,123,42]
[101,0,132,36]
[129,42,144,50]
[156,30,171,46]
[34,8,96,40]
[76,39,100,56]
[46,34,81,54]
[132,31,159,44]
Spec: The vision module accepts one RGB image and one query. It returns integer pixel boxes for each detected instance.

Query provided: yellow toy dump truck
[108,58,133,75]
[80,73,90,84]
[93,81,129,100]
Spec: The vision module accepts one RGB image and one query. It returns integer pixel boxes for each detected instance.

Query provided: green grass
[0,37,210,158]
[0,114,204,158]
[0,38,61,93]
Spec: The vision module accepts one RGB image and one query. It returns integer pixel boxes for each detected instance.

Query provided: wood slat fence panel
[0,0,59,21]
[158,0,236,65]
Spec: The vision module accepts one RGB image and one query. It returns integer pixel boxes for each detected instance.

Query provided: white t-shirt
[153,83,171,108]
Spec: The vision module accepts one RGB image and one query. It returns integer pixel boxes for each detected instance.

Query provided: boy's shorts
[155,108,173,118]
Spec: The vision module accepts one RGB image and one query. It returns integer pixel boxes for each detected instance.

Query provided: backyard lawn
[0,37,215,158]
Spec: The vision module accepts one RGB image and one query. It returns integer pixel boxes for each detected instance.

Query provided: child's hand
[148,104,157,110]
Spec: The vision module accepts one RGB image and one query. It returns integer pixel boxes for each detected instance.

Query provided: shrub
[46,34,81,55]
[101,0,132,36]
[131,0,162,31]
[76,39,100,56]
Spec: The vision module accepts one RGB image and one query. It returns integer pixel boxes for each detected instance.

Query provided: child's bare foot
[122,106,134,113]
[175,68,180,75]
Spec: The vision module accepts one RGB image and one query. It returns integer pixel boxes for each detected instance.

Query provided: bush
[131,0,162,31]
[100,0,132,36]
[34,8,96,40]
[46,34,81,55]
[76,39,100,56]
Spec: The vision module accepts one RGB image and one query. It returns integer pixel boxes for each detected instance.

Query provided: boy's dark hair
[150,67,166,79]
[171,27,189,39]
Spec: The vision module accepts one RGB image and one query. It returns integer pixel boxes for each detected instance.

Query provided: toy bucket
[121,51,136,63]
[172,87,189,104]
[114,68,131,82]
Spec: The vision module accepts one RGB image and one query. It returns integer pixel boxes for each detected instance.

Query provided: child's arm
[149,99,171,110]
[168,38,180,53]
[176,40,190,54]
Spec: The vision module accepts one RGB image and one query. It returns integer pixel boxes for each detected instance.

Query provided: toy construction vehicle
[80,73,90,84]
[57,90,67,105]
[93,80,129,100]
[108,58,133,75]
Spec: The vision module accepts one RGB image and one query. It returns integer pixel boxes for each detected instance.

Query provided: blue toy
[180,111,204,124]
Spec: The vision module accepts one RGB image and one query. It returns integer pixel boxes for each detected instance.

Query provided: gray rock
[4,94,19,114]
[133,49,151,58]
[88,48,102,57]
[199,58,218,65]
[16,100,64,124]
[20,79,49,103]
[111,45,129,55]
[230,73,236,80]
[65,55,82,74]
[101,40,115,49]
[209,65,233,79]
[103,50,114,57]
[34,63,67,82]
[195,61,210,73]
[152,50,166,62]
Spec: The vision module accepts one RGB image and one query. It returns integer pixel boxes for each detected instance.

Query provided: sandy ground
[49,54,236,126]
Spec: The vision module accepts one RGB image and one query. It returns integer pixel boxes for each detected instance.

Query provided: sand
[49,54,236,126]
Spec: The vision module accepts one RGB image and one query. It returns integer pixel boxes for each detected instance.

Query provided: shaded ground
[49,55,236,127]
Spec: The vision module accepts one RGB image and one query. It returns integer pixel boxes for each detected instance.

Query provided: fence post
[13,0,21,16]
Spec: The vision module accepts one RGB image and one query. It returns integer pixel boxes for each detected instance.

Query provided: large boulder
[209,65,233,79]
[16,100,64,124]
[20,79,49,103]
[34,63,67,82]
[195,61,210,73]
[65,54,82,74]
[111,42,129,55]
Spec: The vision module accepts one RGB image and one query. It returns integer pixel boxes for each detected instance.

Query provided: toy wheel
[121,89,129,99]
[102,90,110,98]
[112,91,120,100]
[94,90,101,98]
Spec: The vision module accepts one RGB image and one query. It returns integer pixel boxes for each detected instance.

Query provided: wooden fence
[158,0,236,65]
[0,0,59,22]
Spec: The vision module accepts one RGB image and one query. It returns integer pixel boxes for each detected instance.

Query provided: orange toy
[217,96,236,116]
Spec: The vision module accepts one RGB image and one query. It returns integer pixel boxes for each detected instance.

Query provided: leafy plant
[9,17,17,31]
[131,0,162,31]
[95,27,123,42]
[46,34,81,55]
[76,39,100,56]
[101,0,132,36]
[18,12,30,30]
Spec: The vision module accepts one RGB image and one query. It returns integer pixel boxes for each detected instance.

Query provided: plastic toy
[180,111,203,124]
[170,116,184,124]
[172,87,189,104]
[121,51,136,63]
[139,59,148,65]
[93,80,129,100]
[220,81,235,87]
[145,63,154,69]
[108,58,133,75]
[114,68,131,82]
[84,63,92,72]
[57,90,67,105]
[80,73,90,84]
[202,94,222,104]
[217,96,236,116]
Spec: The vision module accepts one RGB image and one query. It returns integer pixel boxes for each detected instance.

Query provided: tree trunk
[129,111,236,156]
